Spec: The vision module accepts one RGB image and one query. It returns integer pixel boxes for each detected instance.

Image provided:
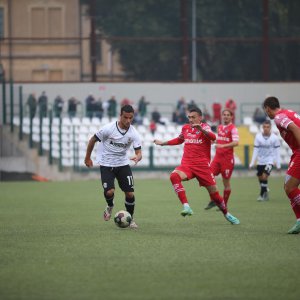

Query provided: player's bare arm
[288,122,300,147]
[154,137,184,146]
[130,149,142,165]
[216,141,239,149]
[153,139,166,146]
[84,135,98,167]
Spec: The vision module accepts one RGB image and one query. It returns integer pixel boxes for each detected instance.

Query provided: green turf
[0,176,299,300]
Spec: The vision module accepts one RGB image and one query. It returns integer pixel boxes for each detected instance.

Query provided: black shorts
[256,164,273,176]
[100,165,134,193]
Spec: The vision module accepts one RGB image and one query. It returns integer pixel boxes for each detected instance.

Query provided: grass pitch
[0,176,299,300]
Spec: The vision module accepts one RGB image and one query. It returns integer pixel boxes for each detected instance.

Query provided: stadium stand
[13,114,292,169]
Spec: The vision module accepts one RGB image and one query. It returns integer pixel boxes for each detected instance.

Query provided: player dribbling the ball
[84,105,142,229]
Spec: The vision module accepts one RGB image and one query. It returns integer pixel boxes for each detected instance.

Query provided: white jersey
[250,132,281,167]
[95,122,142,167]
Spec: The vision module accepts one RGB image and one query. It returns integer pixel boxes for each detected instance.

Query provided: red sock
[170,172,188,205]
[210,191,227,214]
[288,188,300,219]
[223,189,231,205]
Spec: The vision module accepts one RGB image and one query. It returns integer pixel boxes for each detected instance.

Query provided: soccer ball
[114,210,132,228]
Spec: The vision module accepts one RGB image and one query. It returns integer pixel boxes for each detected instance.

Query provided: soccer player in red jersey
[263,96,300,234]
[153,107,240,225]
[205,109,239,210]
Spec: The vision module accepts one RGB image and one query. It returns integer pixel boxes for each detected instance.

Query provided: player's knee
[284,185,293,195]
[105,189,115,198]
[125,191,134,198]
[170,171,181,183]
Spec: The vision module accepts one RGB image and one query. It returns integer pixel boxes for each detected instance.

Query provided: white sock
[183,203,190,209]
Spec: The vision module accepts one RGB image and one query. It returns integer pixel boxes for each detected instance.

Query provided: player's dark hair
[263,97,280,110]
[121,104,134,114]
[189,106,202,116]
[263,120,271,126]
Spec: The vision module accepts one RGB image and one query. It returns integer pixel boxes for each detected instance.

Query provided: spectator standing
[38,91,48,118]
[212,102,222,124]
[94,98,104,120]
[108,95,117,120]
[26,93,37,120]
[54,95,64,118]
[85,94,96,119]
[176,97,187,125]
[68,96,79,119]
[138,96,149,118]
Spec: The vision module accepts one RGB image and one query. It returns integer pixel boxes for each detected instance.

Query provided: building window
[0,7,4,39]
[48,7,63,38]
[32,69,63,81]
[30,6,63,38]
[31,8,46,37]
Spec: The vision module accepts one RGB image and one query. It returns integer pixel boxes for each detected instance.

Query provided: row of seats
[12,116,264,168]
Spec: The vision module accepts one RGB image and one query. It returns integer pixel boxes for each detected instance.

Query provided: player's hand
[84,158,93,168]
[215,144,224,149]
[249,164,253,169]
[130,156,140,165]
[192,123,202,130]
[153,139,164,146]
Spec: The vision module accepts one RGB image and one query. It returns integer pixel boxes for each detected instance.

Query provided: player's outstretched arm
[153,139,165,146]
[130,149,142,165]
[154,137,184,146]
[216,141,239,149]
[84,135,97,167]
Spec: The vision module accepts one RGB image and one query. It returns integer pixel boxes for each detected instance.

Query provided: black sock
[104,193,114,207]
[125,196,135,217]
[260,180,268,196]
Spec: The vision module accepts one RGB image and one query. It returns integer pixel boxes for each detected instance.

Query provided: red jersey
[168,123,216,166]
[274,109,300,152]
[215,123,239,158]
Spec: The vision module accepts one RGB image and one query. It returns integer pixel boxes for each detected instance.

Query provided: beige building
[0,0,124,82]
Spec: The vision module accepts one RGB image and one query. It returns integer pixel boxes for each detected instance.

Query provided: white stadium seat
[249,124,259,134]
[243,116,253,126]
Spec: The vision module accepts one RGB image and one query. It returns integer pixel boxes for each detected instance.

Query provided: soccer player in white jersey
[249,120,281,201]
[84,105,142,229]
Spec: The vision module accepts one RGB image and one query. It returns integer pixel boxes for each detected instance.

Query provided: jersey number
[265,164,272,173]
[127,176,134,186]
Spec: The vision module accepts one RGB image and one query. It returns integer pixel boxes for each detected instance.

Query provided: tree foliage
[83,0,300,81]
